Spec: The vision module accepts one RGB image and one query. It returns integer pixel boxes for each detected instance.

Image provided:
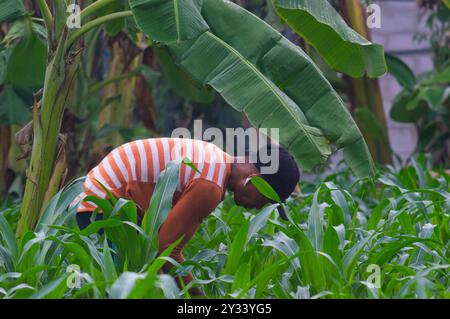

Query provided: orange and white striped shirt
[73,138,232,214]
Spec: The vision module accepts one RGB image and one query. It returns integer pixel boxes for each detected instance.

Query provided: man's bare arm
[158,179,223,295]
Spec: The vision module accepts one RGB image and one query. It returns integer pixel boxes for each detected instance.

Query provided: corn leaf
[30,274,69,299]
[250,176,281,204]
[142,161,181,243]
[0,215,17,261]
[307,187,323,251]
[224,222,249,274]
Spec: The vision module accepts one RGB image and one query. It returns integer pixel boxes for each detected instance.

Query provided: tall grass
[0,155,449,298]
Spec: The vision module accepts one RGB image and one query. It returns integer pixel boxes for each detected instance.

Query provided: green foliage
[0,0,393,234]
[0,85,31,125]
[153,46,216,104]
[128,0,209,43]
[272,0,387,78]
[0,0,25,24]
[0,0,446,300]
[355,108,390,147]
[385,54,417,89]
[0,16,47,125]
[0,160,185,298]
[0,17,47,87]
[249,176,281,204]
[96,0,130,37]
[142,161,181,245]
[389,58,449,158]
[1,157,448,299]
[129,0,375,177]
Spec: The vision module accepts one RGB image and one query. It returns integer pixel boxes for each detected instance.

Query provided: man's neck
[226,156,245,191]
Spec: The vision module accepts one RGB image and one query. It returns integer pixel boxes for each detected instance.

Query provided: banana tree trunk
[17,29,81,236]
[16,0,132,235]
[41,135,67,211]
[339,0,392,165]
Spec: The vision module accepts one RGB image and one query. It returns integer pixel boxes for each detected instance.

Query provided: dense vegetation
[0,157,448,299]
[0,0,449,300]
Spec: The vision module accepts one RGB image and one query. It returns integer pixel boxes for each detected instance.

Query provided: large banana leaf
[129,0,208,43]
[272,0,387,78]
[129,0,374,176]
[201,0,374,177]
[168,32,332,170]
[0,0,25,23]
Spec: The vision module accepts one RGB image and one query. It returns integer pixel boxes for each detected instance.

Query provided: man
[74,138,300,292]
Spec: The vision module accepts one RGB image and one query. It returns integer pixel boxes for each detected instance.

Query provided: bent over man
[73,138,300,293]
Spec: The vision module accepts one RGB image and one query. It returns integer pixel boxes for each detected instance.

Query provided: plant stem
[80,0,117,21]
[16,29,80,236]
[66,11,133,50]
[41,140,67,211]
[86,69,141,98]
[36,0,53,32]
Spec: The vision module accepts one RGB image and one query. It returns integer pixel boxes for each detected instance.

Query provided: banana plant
[0,0,388,235]
[3,0,135,236]
[129,0,384,176]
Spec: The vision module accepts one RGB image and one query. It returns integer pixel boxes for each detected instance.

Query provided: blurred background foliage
[0,0,448,204]
[0,0,448,300]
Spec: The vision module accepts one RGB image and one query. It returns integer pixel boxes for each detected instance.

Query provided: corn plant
[0,161,186,298]
[181,155,449,298]
[1,155,448,298]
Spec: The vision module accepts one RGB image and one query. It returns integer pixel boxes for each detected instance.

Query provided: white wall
[371,0,434,162]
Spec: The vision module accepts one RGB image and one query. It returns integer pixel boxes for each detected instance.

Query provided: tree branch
[66,10,133,50]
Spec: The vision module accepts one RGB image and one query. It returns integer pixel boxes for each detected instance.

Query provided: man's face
[232,169,269,209]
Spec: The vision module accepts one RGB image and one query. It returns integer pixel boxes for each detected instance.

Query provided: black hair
[246,144,299,220]
[246,144,300,203]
